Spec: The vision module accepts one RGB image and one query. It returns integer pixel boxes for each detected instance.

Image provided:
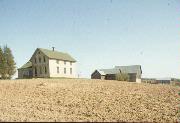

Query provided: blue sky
[0,0,180,78]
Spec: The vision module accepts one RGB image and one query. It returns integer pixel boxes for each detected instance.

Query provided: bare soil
[0,79,179,122]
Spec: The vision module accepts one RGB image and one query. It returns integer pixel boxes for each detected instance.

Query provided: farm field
[0,79,179,122]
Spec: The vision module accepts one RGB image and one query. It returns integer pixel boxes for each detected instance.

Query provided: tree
[116,73,129,81]
[0,46,5,79]
[3,45,16,79]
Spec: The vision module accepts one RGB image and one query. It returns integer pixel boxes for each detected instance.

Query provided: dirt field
[0,79,179,122]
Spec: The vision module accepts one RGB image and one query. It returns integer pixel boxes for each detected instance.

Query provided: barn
[156,78,172,84]
[115,65,142,82]
[91,65,142,83]
[91,69,120,80]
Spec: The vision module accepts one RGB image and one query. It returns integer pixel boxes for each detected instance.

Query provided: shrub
[116,73,129,81]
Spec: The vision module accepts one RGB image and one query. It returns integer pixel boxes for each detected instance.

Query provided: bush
[116,73,129,81]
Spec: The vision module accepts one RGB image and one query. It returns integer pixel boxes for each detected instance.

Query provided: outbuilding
[91,65,142,83]
[156,78,172,84]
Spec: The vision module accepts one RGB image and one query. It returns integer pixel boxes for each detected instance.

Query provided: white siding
[49,59,77,78]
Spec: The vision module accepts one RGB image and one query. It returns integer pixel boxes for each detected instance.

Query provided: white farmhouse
[18,48,77,79]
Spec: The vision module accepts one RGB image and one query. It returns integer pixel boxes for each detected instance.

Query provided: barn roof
[96,65,142,75]
[18,61,32,69]
[99,69,120,75]
[115,65,142,74]
[96,70,106,75]
[38,48,76,62]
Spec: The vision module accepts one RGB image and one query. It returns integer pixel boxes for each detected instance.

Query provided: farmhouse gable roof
[38,48,76,62]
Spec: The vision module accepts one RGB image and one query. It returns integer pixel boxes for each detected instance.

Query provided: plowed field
[0,79,179,122]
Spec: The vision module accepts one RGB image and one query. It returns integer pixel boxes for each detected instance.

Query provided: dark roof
[99,69,120,75]
[18,61,32,69]
[38,48,76,62]
[96,65,142,75]
[115,65,142,74]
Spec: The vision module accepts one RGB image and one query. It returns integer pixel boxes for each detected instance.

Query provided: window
[39,57,41,63]
[35,58,37,64]
[40,66,42,74]
[70,68,72,74]
[57,67,59,73]
[70,62,72,65]
[35,67,37,76]
[64,68,66,74]
[56,60,59,64]
[64,61,66,65]
[45,66,47,74]
[44,56,46,62]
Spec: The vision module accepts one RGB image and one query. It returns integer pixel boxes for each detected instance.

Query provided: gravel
[0,79,179,122]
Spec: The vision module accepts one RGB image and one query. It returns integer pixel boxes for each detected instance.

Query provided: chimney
[52,47,55,51]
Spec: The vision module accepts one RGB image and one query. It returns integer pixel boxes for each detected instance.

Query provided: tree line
[0,45,16,79]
